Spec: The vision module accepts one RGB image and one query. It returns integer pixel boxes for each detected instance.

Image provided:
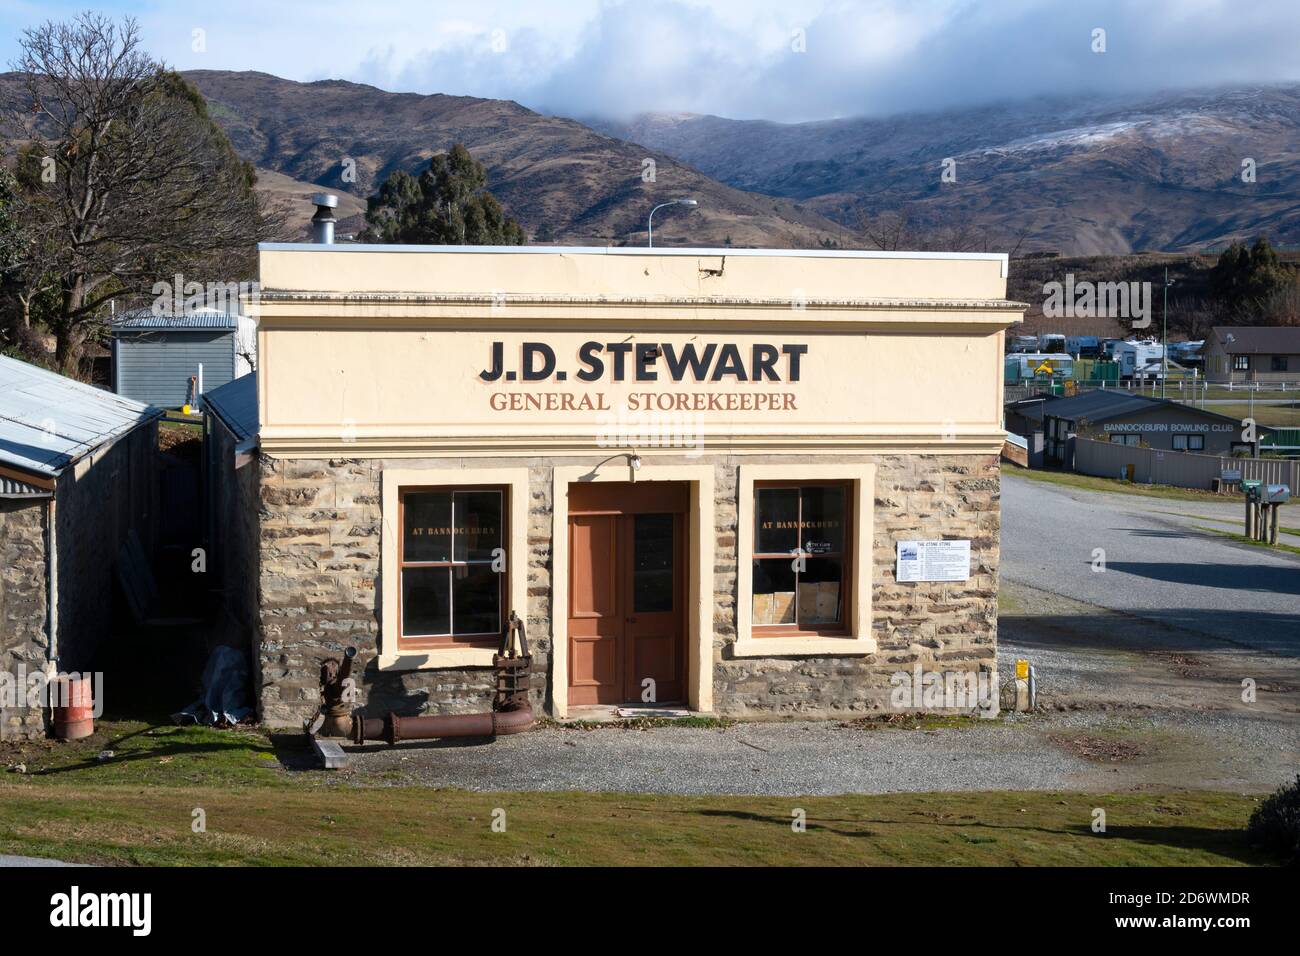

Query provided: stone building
[0,356,161,738]
[240,243,1024,725]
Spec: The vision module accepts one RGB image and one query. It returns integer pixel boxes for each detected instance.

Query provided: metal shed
[110,310,251,409]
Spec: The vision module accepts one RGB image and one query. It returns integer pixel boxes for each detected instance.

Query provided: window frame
[750,479,853,638]
[1233,354,1250,371]
[733,464,876,659]
[397,484,508,648]
[380,466,529,672]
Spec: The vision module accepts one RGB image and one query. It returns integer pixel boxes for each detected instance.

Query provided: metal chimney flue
[310,192,339,244]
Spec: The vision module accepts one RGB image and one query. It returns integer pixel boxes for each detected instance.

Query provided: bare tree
[856,201,1029,256]
[6,13,286,375]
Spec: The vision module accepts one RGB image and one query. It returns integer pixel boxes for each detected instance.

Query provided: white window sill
[377,647,499,671]
[731,636,876,658]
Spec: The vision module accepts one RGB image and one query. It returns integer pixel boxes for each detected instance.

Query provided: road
[1002,474,1300,656]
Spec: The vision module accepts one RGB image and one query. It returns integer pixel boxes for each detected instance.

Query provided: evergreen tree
[362,144,525,245]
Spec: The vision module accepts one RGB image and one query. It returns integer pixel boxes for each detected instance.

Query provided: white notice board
[896,540,971,583]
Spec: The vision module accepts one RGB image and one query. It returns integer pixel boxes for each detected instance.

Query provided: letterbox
[1263,484,1291,504]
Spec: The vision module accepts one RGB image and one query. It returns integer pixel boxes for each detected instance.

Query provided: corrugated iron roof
[0,355,163,479]
[1036,389,1253,428]
[0,474,50,499]
[112,308,238,331]
[203,373,258,443]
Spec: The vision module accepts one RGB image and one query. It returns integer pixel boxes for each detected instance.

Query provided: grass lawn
[1002,463,1283,505]
[0,723,1275,866]
[1184,400,1300,428]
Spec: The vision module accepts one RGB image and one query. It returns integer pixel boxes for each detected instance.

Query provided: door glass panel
[755,487,799,553]
[632,513,674,612]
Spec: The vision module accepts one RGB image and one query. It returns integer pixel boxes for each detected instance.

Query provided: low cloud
[12,0,1298,123]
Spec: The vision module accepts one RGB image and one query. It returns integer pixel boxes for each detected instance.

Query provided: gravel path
[334,706,1294,796]
[320,476,1299,797]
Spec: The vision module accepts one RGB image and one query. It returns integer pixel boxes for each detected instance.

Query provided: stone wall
[714,454,999,716]
[255,451,998,726]
[0,498,49,738]
[256,456,554,727]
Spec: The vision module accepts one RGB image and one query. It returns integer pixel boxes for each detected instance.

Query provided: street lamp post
[648,199,698,247]
[1161,267,1175,400]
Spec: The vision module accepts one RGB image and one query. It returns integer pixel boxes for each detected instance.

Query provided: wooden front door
[567,482,687,706]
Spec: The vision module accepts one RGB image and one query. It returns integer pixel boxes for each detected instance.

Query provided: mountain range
[594,86,1300,255]
[5,69,1299,254]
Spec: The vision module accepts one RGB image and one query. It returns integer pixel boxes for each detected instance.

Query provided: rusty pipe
[351,703,534,746]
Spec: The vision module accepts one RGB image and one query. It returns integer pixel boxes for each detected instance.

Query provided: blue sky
[3,1,1299,122]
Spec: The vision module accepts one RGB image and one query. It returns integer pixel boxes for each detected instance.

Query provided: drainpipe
[45,496,58,667]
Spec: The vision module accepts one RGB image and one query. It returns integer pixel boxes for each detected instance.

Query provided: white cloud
[4,0,1299,121]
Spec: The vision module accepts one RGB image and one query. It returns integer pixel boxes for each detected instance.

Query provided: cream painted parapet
[251,245,1024,458]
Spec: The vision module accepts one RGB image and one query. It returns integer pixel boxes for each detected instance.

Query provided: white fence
[1073,437,1300,491]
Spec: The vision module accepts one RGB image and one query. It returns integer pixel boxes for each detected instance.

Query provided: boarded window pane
[453,490,503,562]
[404,492,452,562]
[402,567,450,636]
[752,558,796,625]
[800,485,844,554]
[755,488,799,553]
[452,564,501,635]
[799,557,843,626]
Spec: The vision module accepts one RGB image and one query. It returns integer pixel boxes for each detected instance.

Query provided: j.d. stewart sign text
[479,339,809,414]
[480,341,807,383]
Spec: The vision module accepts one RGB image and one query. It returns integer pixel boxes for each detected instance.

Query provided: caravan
[1114,340,1165,380]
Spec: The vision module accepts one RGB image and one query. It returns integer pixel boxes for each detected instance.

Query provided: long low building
[232,242,1025,724]
[1007,390,1259,466]
[0,357,161,738]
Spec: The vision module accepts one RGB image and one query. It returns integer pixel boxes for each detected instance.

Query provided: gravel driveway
[323,475,1299,797]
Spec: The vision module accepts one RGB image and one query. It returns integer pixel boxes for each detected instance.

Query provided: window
[398,487,505,645]
[1188,434,1205,451]
[751,482,849,635]
[1234,354,1250,371]
[1110,433,1139,446]
[1272,356,1289,372]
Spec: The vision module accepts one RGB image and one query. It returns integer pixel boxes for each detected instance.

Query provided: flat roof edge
[258,242,1010,270]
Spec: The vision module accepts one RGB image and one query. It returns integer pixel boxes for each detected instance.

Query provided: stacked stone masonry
[256,452,998,727]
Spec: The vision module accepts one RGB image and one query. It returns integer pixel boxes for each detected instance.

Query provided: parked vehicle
[1038,333,1067,353]
[1007,352,1075,379]
[1066,335,1101,358]
[1114,340,1165,380]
